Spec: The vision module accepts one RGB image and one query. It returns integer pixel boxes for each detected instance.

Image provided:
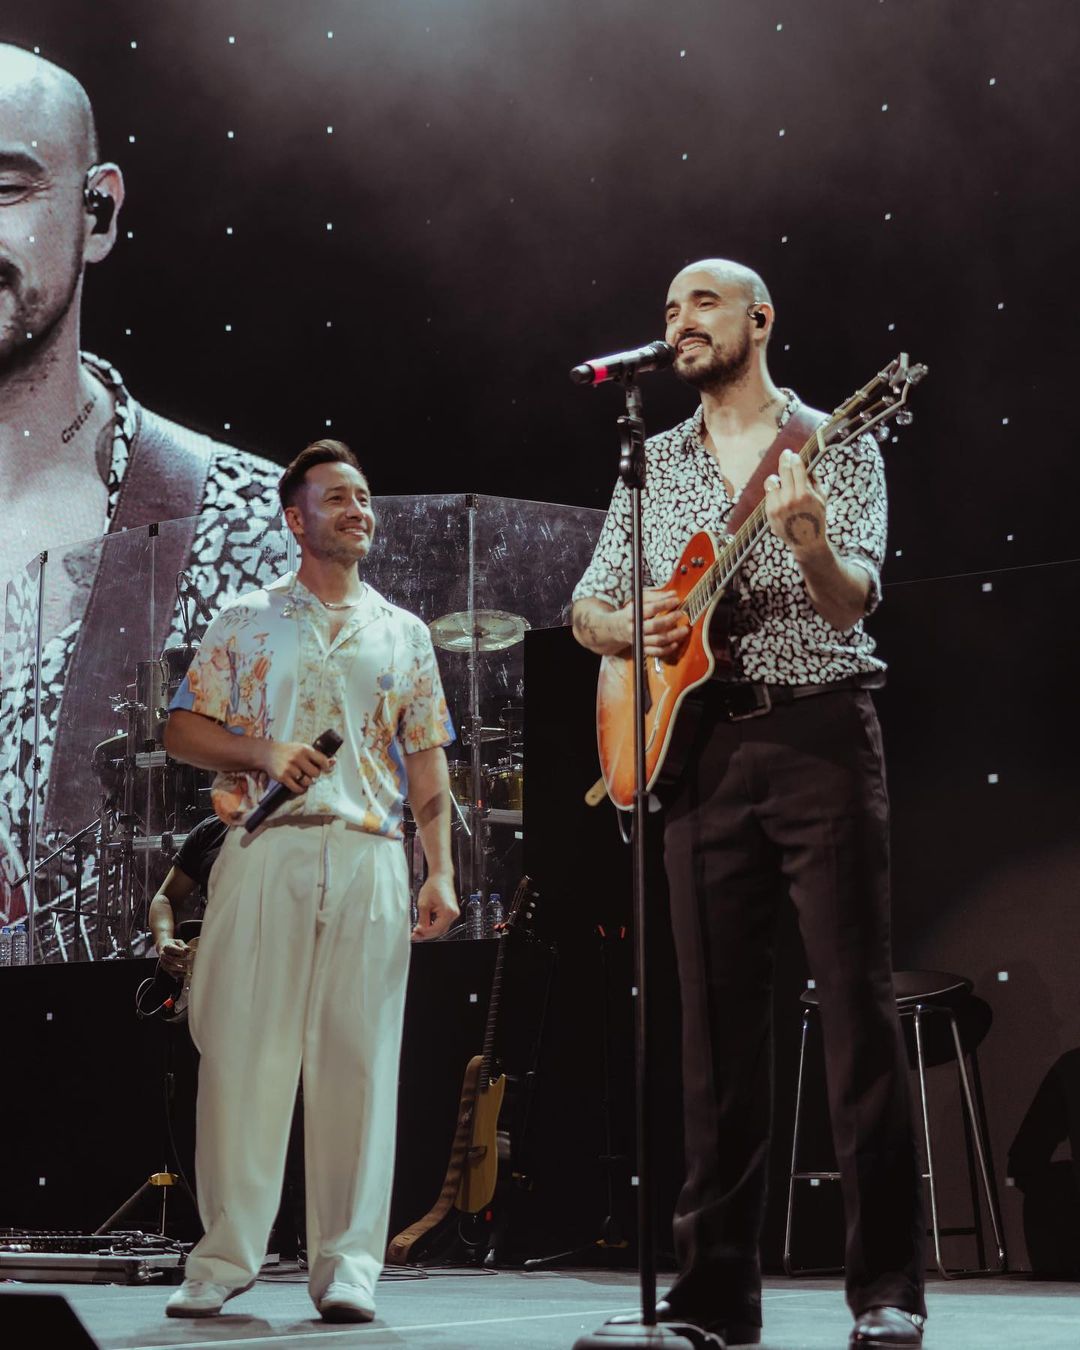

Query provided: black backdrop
[4,0,1080,1271]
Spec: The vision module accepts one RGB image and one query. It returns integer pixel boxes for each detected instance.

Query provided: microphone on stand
[569,339,675,386]
[177,571,215,623]
[244,729,344,834]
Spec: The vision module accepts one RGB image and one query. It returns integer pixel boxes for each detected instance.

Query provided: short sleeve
[824,434,888,615]
[168,609,238,723]
[398,622,456,753]
[572,477,639,610]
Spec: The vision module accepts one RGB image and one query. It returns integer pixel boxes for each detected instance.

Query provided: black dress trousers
[661,687,925,1328]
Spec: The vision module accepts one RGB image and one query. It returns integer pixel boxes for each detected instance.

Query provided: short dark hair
[278,439,365,510]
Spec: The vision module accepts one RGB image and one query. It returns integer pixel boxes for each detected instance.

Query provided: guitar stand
[571,378,709,1349]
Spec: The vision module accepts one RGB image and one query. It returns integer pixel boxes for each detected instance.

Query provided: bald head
[671,259,772,310]
[0,44,99,171]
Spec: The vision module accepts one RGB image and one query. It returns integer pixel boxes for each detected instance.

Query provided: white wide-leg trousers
[185,817,410,1303]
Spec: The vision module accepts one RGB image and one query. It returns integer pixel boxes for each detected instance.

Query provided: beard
[0,251,83,380]
[674,326,754,394]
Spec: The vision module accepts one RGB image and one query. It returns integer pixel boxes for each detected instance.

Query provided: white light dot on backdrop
[780,234,788,243]
[989,76,997,85]
[128,135,136,143]
[326,126,333,135]
[130,41,137,49]
[227,130,235,140]
[997,301,1005,310]
[327,30,333,39]
[1001,417,1009,425]
[679,49,686,57]
[881,103,889,111]
[124,328,132,336]
[509,197,515,204]
[887,322,895,331]
[982,582,993,593]
[27,235,34,243]
[224,323,232,332]
[778,128,785,137]
[326,222,333,231]
[126,230,133,239]
[997,970,1009,982]
[884,211,892,221]
[783,343,791,351]
[987,773,999,784]
[22,429,29,437]
[326,321,332,328]
[223,422,231,430]
[894,548,903,557]
[1006,533,1014,541]
[225,226,233,235]
[681,152,688,161]
[33,46,40,54]
[776,23,783,31]
[228,35,236,45]
[325,419,332,427]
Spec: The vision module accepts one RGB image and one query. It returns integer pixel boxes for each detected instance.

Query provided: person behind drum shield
[162,439,459,1323]
[572,260,926,1349]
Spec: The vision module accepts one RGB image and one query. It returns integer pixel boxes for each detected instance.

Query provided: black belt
[707,674,883,722]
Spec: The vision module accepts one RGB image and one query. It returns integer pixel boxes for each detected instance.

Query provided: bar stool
[783,969,1007,1279]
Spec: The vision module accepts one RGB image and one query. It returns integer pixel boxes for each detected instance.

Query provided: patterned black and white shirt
[0,353,285,917]
[572,395,887,684]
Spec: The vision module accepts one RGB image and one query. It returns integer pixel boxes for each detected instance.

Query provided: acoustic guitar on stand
[597,353,928,809]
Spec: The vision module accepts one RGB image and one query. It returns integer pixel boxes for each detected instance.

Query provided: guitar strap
[722,402,830,538]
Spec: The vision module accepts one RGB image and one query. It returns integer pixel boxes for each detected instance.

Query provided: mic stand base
[573,1323,725,1349]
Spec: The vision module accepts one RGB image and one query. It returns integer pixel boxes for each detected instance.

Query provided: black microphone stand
[572,378,723,1350]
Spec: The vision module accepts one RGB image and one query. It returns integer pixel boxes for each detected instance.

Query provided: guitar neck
[683,377,892,624]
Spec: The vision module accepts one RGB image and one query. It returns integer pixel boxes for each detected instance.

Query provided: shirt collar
[682,388,801,452]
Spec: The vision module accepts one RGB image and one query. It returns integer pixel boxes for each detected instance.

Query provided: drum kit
[411,608,530,920]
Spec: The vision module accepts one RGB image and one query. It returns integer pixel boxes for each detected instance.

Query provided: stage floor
[5,1269,1080,1349]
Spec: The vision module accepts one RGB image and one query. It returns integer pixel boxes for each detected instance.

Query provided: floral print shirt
[170,572,454,837]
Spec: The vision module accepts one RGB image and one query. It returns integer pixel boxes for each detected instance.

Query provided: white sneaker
[318,1281,376,1323]
[165,1277,255,1318]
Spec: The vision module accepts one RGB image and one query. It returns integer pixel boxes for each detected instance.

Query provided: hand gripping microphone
[569,339,675,386]
[244,729,343,833]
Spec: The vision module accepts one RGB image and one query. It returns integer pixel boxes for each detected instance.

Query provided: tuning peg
[895,408,914,427]
[874,424,891,443]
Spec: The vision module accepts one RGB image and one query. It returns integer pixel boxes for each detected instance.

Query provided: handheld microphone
[244,728,343,833]
[569,339,675,386]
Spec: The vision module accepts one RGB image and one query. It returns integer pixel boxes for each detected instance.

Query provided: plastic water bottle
[485,891,505,937]
[10,923,28,966]
[0,927,11,967]
[465,891,484,941]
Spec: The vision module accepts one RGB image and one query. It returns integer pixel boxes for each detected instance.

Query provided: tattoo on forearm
[783,512,822,547]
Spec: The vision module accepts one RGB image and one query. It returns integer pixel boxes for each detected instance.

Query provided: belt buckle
[728,685,772,722]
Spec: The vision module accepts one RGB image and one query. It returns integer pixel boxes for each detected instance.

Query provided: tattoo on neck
[61,395,97,445]
[757,395,778,415]
[783,512,822,548]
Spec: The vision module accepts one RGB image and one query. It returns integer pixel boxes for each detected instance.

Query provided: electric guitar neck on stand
[386,876,540,1265]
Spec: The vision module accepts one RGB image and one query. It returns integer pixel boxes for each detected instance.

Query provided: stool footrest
[791,1171,840,1181]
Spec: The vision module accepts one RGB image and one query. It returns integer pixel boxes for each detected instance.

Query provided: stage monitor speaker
[0,1291,100,1346]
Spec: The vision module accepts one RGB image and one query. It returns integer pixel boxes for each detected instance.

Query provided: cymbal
[429,609,530,653]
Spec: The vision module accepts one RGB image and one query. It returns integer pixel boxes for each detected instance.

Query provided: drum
[447,760,475,805]
[486,764,523,812]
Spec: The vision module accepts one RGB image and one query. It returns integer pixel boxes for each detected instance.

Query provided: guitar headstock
[497,874,540,937]
[824,352,929,450]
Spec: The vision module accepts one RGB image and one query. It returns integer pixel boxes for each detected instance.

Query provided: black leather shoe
[850,1305,925,1347]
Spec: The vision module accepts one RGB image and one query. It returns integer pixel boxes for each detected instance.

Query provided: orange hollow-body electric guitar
[596,354,927,810]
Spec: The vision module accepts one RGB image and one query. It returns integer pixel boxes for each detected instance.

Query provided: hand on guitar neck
[572,589,690,660]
